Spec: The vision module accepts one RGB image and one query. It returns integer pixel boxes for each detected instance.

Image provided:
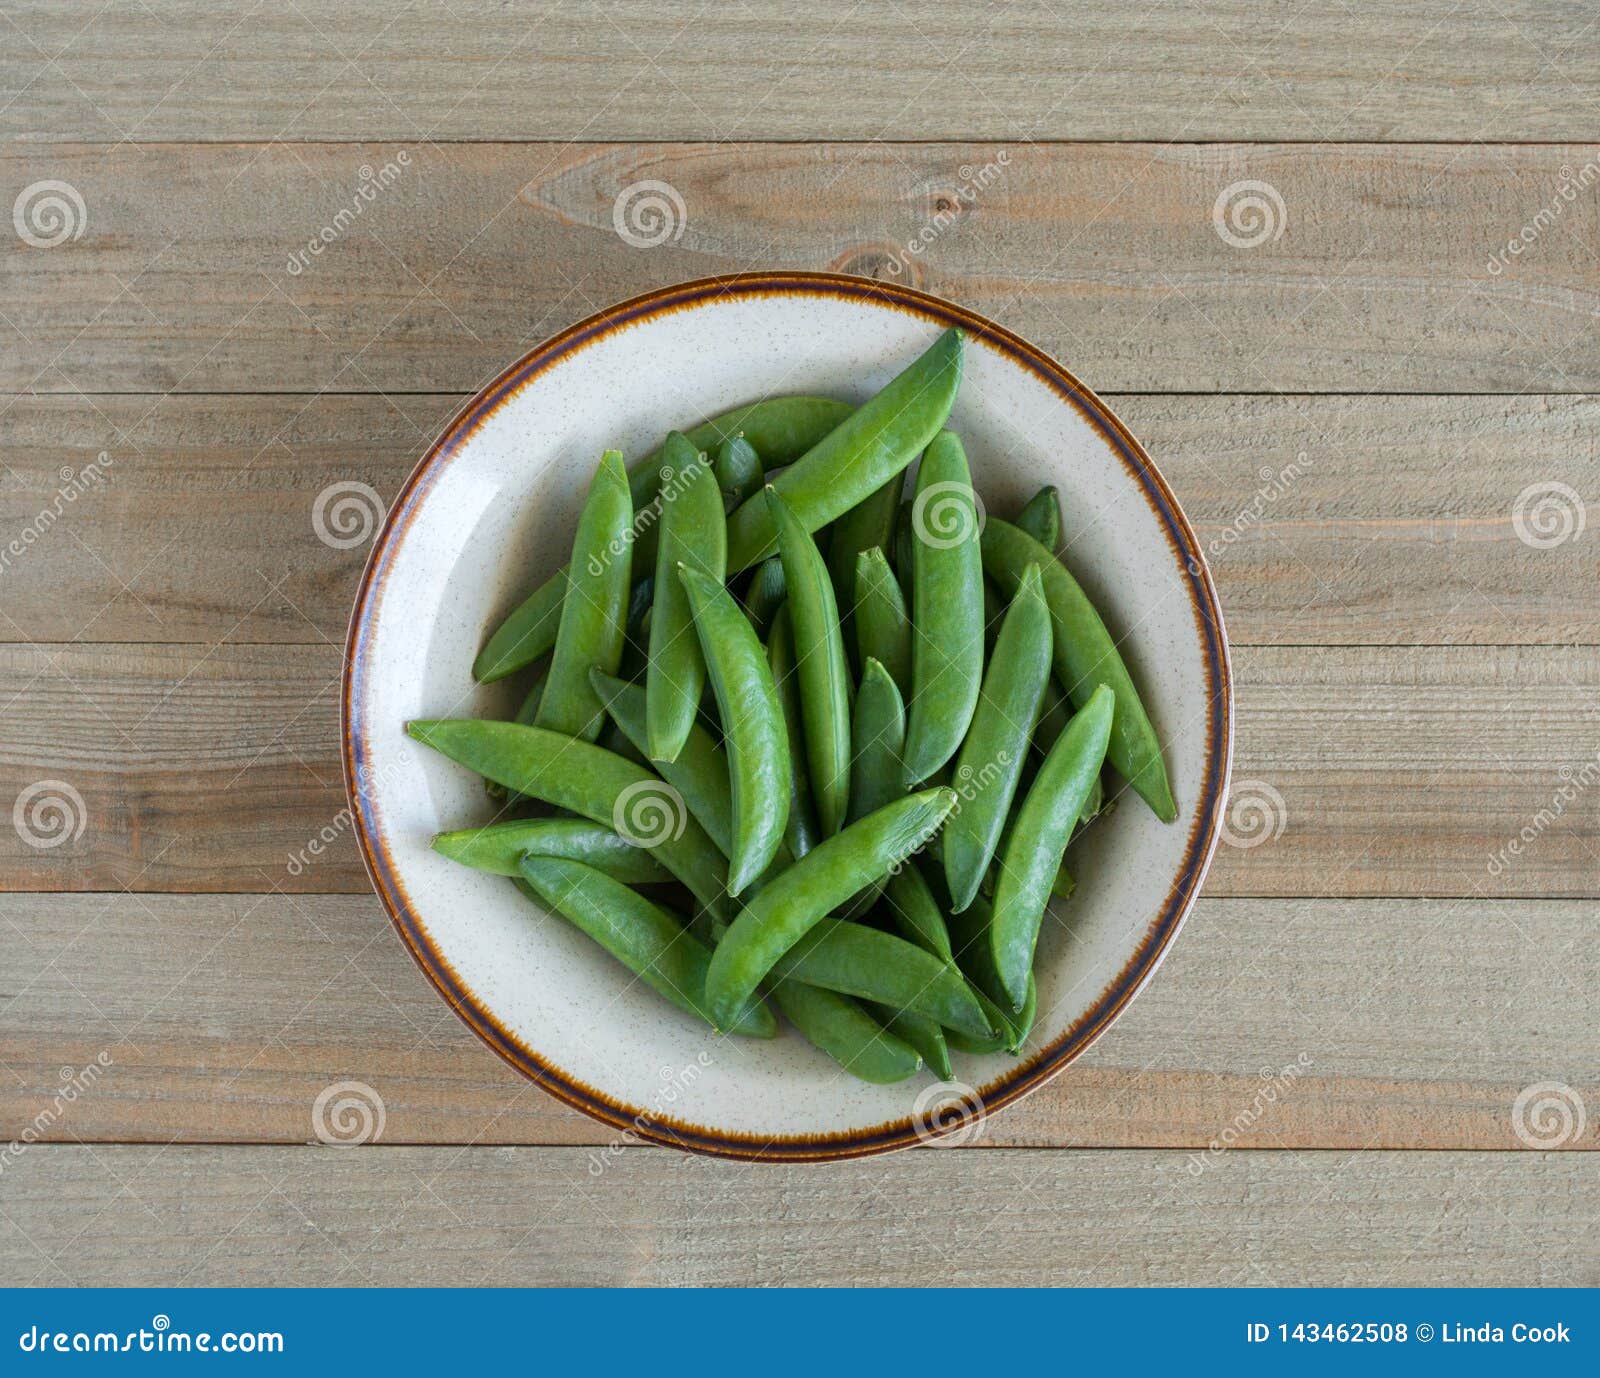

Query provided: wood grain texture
[1,1146,1594,1287]
[6,142,1599,394]
[3,1,1596,145]
[2,894,1594,1150]
[2,392,1595,647]
[2,644,1595,896]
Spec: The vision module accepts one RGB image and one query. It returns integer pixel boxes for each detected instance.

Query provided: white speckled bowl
[343,273,1232,1161]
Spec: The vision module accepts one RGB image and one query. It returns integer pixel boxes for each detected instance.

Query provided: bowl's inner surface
[350,284,1223,1149]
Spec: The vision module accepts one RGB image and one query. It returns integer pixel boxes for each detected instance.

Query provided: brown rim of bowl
[342,270,1233,1163]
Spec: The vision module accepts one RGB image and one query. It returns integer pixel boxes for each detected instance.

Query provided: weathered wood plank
[1,894,1593,1150]
[5,142,1598,394]
[0,644,1593,895]
[2,1,1595,145]
[2,392,1593,646]
[0,1146,1593,1286]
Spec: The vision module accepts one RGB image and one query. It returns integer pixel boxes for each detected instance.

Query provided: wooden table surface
[1,1,1596,1287]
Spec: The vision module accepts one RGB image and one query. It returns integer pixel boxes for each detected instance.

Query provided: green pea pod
[590,669,733,858]
[515,857,774,1038]
[767,488,852,836]
[741,556,787,636]
[770,918,993,1038]
[1032,677,1072,757]
[677,566,790,895]
[942,564,1053,912]
[943,890,1031,1053]
[902,431,984,785]
[882,863,953,962]
[407,719,730,921]
[433,818,673,884]
[474,397,851,682]
[704,788,956,1032]
[893,498,915,580]
[713,435,763,511]
[1015,485,1062,550]
[875,1006,952,1079]
[770,982,920,1084]
[828,475,902,665]
[725,329,964,570]
[766,605,821,861]
[991,685,1115,1008]
[646,436,725,763]
[843,659,905,914]
[852,548,912,697]
[485,665,548,803]
[533,451,632,741]
[981,518,1175,822]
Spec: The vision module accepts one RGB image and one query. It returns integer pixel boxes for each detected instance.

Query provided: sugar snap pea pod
[876,1006,952,1079]
[827,475,902,664]
[473,398,851,683]
[893,498,915,579]
[741,557,787,636]
[486,666,549,802]
[646,436,725,763]
[767,488,852,836]
[677,567,790,895]
[942,563,1053,912]
[1015,485,1062,551]
[532,451,632,741]
[981,518,1175,822]
[408,719,731,921]
[725,329,964,570]
[713,435,763,512]
[770,918,993,1038]
[770,982,920,1084]
[842,659,905,914]
[590,669,734,858]
[704,788,956,1031]
[516,857,774,1038]
[433,817,672,883]
[882,863,953,962]
[902,430,985,785]
[943,891,1031,1053]
[991,685,1115,1008]
[852,548,912,697]
[1032,677,1072,756]
[766,604,820,861]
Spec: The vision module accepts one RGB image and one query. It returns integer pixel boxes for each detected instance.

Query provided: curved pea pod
[712,434,763,512]
[981,517,1175,822]
[473,397,851,683]
[433,818,674,884]
[882,863,953,962]
[590,669,733,858]
[725,329,964,570]
[1015,485,1062,550]
[942,563,1053,912]
[876,1006,952,1079]
[766,605,821,861]
[770,919,993,1039]
[741,556,788,636]
[647,436,726,763]
[515,857,774,1038]
[770,982,920,1084]
[990,685,1115,1008]
[902,431,985,785]
[677,566,790,895]
[704,788,956,1032]
[407,719,731,922]
[532,451,633,741]
[828,475,902,662]
[943,891,1033,1054]
[767,488,852,836]
[852,548,912,697]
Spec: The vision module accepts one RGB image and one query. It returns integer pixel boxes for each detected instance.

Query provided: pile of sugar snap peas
[411,326,1175,1084]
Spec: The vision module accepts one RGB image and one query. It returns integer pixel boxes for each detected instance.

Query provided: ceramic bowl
[343,272,1232,1161]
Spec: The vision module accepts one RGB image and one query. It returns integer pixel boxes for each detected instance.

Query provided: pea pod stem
[1015,485,1062,550]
